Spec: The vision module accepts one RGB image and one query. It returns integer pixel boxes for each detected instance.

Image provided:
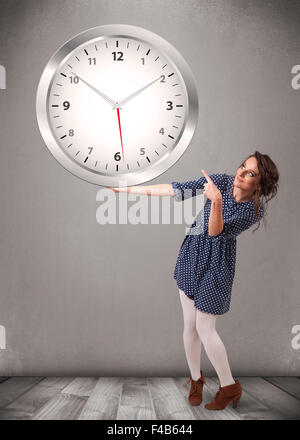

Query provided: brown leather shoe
[187,370,206,406]
[205,379,242,410]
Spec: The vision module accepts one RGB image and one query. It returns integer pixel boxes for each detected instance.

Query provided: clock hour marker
[60,135,67,139]
[168,135,174,139]
[146,156,151,163]
[116,40,118,47]
[60,73,67,77]
[84,49,88,55]
[84,156,89,163]
[146,49,151,55]
[176,105,183,107]
[52,104,59,107]
[116,164,118,171]
[168,73,174,77]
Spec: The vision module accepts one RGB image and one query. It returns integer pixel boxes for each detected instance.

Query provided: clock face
[36,24,198,187]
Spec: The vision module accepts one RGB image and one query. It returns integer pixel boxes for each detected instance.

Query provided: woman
[110,151,279,411]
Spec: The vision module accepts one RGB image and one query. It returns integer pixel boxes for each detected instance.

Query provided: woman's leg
[178,289,202,381]
[195,309,235,387]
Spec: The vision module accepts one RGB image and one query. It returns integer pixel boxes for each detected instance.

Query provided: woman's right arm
[109,184,174,197]
[109,174,228,199]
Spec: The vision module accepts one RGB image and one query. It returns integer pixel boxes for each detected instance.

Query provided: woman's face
[234,157,261,195]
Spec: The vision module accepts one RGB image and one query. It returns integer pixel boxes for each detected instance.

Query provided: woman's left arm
[201,169,224,236]
[208,195,224,236]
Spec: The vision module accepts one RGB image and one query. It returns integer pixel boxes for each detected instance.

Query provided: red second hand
[116,103,125,161]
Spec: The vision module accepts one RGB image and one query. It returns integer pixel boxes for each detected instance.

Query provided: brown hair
[244,151,279,232]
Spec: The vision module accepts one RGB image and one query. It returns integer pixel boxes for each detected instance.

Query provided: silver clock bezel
[36,24,198,187]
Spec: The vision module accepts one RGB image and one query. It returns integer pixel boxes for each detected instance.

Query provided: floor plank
[0,377,44,409]
[116,377,156,420]
[61,377,98,397]
[0,376,298,420]
[78,377,123,420]
[0,381,64,420]
[148,378,196,420]
[262,377,300,401]
[38,377,75,390]
[32,393,88,420]
[234,377,300,420]
[0,408,33,420]
[0,377,10,384]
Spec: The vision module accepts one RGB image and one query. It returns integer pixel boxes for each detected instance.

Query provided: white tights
[179,289,235,387]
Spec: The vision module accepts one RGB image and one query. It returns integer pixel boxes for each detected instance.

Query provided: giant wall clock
[36,24,198,187]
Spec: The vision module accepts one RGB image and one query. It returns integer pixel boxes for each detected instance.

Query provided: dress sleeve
[208,207,264,242]
[171,173,228,201]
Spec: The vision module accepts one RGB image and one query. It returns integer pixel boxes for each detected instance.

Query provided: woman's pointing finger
[201,169,211,182]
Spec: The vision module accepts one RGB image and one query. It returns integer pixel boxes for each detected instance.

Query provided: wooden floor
[0,376,299,420]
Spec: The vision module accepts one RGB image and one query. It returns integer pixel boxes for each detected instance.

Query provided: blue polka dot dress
[171,173,264,315]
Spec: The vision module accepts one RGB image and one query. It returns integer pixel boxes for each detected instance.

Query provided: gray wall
[0,0,299,376]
